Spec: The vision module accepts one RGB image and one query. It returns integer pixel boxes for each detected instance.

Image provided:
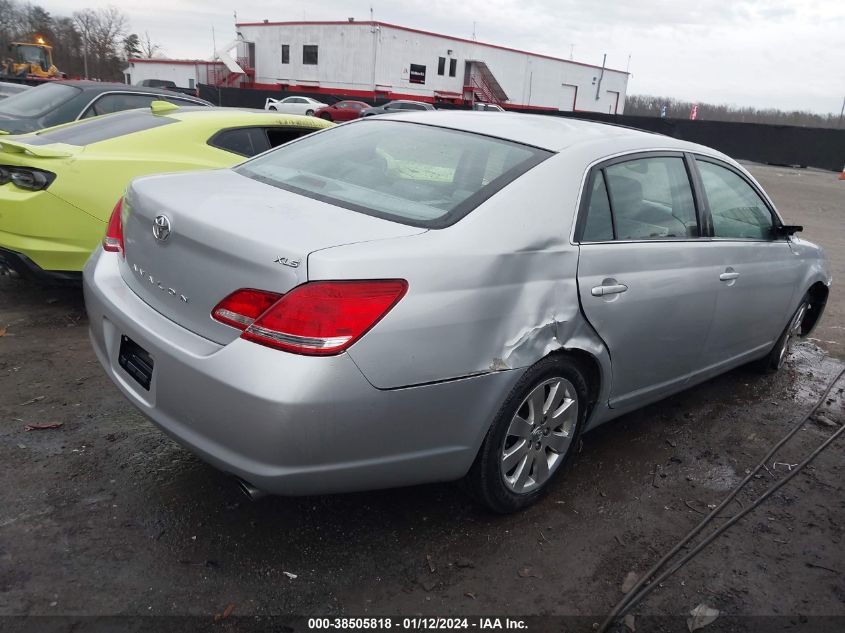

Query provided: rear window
[23,109,176,146]
[236,120,551,228]
[0,82,80,117]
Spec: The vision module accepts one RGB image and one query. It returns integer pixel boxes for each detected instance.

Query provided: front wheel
[466,356,588,513]
[758,294,809,373]
[319,112,332,121]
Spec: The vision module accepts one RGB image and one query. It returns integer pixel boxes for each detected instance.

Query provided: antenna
[626,54,631,73]
[569,44,574,60]
[472,21,477,41]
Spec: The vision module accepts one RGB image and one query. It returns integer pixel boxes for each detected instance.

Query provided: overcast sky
[38,0,845,114]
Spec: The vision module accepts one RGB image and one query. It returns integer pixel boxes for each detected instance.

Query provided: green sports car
[0,102,332,279]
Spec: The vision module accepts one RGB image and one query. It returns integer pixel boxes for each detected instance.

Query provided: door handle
[719,271,740,281]
[591,283,628,297]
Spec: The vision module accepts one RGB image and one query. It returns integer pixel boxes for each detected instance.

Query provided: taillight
[212,288,283,329]
[211,280,408,355]
[0,165,55,191]
[103,197,124,256]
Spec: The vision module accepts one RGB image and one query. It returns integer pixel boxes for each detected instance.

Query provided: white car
[264,96,328,116]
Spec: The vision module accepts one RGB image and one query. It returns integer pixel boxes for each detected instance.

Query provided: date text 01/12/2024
[307,617,528,630]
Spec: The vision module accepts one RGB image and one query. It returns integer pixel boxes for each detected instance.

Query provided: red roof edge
[128,58,225,66]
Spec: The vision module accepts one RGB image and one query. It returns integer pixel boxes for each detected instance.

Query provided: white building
[123,58,230,90]
[234,20,629,113]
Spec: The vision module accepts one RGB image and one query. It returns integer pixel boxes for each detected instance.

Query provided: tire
[757,294,809,373]
[319,112,332,121]
[305,109,315,116]
[466,355,588,513]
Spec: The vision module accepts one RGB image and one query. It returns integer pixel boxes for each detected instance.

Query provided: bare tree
[72,8,96,78]
[139,31,162,58]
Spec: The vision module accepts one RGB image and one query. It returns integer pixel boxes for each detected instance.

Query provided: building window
[303,45,318,65]
[449,58,457,77]
[437,57,445,75]
[281,44,290,64]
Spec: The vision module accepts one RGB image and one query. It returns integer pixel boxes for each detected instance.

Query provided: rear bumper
[0,187,104,272]
[83,248,520,495]
[0,246,80,283]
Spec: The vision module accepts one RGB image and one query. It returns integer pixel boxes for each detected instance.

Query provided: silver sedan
[83,112,830,513]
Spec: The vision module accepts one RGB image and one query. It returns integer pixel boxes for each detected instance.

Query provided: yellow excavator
[1,38,63,79]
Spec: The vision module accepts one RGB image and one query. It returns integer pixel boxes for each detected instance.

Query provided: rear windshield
[0,82,80,117]
[23,109,176,146]
[236,119,551,228]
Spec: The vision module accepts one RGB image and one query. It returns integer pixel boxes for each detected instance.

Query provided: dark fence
[198,85,845,172]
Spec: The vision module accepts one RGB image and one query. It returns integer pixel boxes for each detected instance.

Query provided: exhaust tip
[234,477,267,501]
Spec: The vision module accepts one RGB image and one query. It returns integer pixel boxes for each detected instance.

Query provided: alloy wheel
[500,377,579,494]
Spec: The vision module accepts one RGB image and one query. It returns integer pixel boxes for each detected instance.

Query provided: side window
[266,127,314,148]
[209,128,270,157]
[582,172,614,242]
[171,97,203,107]
[303,45,318,65]
[449,58,457,77]
[86,93,157,117]
[604,157,698,239]
[437,57,446,75]
[281,44,290,64]
[697,160,774,239]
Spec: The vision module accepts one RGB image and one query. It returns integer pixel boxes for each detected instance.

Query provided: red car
[314,100,369,122]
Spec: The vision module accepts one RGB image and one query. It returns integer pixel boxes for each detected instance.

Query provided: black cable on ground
[597,365,845,633]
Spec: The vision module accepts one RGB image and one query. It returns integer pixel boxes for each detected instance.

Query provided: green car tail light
[0,165,56,191]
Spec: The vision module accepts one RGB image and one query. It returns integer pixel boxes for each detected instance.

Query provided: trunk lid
[119,169,426,344]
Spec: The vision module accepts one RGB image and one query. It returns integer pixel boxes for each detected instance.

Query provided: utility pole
[839,95,845,128]
[595,53,606,100]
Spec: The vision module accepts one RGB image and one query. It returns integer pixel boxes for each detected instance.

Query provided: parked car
[136,78,198,97]
[472,103,505,111]
[360,99,435,116]
[84,112,829,513]
[264,96,328,116]
[0,104,331,279]
[0,80,30,101]
[314,100,370,121]
[0,80,211,135]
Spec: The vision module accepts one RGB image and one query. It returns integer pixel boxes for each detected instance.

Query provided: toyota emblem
[153,215,171,242]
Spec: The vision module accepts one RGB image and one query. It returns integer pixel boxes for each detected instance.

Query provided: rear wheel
[758,294,809,373]
[466,356,587,513]
[305,109,315,116]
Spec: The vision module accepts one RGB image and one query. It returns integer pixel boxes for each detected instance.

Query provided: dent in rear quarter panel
[307,154,612,408]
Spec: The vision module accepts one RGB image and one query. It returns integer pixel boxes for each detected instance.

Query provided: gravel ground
[0,164,842,630]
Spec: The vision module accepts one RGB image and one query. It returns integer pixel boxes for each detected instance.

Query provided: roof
[164,107,332,126]
[54,80,204,97]
[378,111,716,155]
[235,20,629,75]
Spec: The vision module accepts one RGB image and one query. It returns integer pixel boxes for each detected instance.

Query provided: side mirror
[775,224,803,237]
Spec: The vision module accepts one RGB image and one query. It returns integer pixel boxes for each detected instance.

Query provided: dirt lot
[0,164,843,630]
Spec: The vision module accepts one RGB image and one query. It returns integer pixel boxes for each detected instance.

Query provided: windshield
[0,83,80,118]
[237,120,550,228]
[17,45,50,69]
